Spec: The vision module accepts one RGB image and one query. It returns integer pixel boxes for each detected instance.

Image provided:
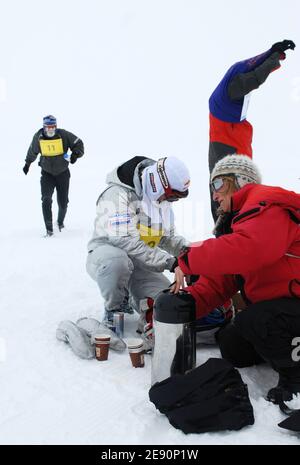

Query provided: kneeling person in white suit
[86,156,190,340]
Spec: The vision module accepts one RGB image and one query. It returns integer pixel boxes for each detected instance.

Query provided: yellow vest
[138,223,164,248]
[39,138,64,156]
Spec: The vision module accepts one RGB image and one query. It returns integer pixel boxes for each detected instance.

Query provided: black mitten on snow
[70,153,77,164]
[23,163,30,175]
[271,40,296,54]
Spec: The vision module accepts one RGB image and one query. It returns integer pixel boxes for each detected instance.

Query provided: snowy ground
[1,0,300,446]
[1,188,300,444]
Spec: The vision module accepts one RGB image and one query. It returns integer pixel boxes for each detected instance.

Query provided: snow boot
[137,298,154,353]
[44,229,54,237]
[195,305,232,345]
[102,294,134,330]
[137,298,154,334]
[120,294,134,314]
[267,366,300,403]
[57,222,64,232]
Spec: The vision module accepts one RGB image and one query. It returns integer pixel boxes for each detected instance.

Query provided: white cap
[211,154,262,188]
[142,156,190,201]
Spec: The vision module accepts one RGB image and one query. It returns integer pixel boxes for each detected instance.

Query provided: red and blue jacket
[209,49,282,157]
[209,49,275,123]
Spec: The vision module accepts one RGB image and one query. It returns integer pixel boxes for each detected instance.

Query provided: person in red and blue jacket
[209,40,295,221]
[168,154,300,405]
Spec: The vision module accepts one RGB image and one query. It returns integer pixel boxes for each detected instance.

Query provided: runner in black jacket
[23,115,84,236]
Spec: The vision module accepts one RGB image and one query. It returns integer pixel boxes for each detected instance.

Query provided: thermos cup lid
[154,290,196,324]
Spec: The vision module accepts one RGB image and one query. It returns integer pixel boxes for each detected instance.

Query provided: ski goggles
[211,176,235,193]
[157,157,189,202]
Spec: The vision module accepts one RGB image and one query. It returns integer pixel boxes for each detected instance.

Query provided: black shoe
[267,369,300,404]
[57,222,64,232]
[267,386,294,403]
[45,230,54,237]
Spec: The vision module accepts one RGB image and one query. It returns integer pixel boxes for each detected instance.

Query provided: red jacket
[209,113,253,157]
[178,184,300,318]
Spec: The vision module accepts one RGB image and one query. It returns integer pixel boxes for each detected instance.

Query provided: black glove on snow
[271,40,296,54]
[23,163,30,175]
[70,153,77,164]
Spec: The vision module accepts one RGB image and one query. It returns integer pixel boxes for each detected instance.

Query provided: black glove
[23,163,30,175]
[185,275,199,286]
[169,257,178,273]
[70,153,77,164]
[271,40,296,54]
[213,212,234,238]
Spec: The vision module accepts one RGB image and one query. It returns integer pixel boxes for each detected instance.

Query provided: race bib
[39,138,64,156]
[240,93,252,121]
[138,223,163,248]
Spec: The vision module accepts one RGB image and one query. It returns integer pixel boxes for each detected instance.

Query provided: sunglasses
[44,124,56,129]
[165,189,189,202]
[211,176,235,193]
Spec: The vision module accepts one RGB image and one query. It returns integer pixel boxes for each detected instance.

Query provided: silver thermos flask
[151,290,196,386]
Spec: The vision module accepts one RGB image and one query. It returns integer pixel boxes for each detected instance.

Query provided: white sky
[0,1,300,444]
[1,0,299,238]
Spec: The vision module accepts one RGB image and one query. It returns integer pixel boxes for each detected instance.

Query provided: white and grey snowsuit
[86,157,189,312]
